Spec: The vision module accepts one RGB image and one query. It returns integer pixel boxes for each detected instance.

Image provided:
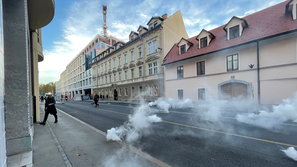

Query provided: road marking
[57,103,297,148]
[56,108,171,167]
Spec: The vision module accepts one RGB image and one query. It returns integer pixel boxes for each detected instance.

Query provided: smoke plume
[281,147,297,161]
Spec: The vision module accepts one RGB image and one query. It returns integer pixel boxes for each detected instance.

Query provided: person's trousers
[42,111,57,123]
[95,100,99,107]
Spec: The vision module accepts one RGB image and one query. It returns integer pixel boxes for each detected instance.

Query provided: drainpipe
[30,30,37,123]
[257,41,260,104]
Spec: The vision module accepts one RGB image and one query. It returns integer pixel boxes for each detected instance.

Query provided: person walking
[40,96,44,103]
[94,93,99,108]
[40,93,58,125]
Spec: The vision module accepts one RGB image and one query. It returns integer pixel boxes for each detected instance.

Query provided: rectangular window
[109,75,111,83]
[132,87,135,96]
[125,54,127,64]
[149,43,152,54]
[139,48,142,58]
[139,86,142,94]
[227,54,238,71]
[178,89,183,100]
[114,59,116,68]
[139,67,142,77]
[89,79,91,85]
[153,62,157,74]
[200,37,208,48]
[101,65,103,72]
[149,23,153,29]
[131,51,134,61]
[105,64,107,71]
[230,25,239,39]
[131,69,134,79]
[154,20,158,27]
[198,88,205,100]
[120,88,122,96]
[153,40,157,52]
[109,62,111,69]
[180,45,186,54]
[119,57,121,66]
[105,76,107,84]
[101,42,105,49]
[119,72,121,81]
[197,61,205,75]
[154,85,158,96]
[149,64,152,75]
[114,74,116,82]
[149,86,153,96]
[125,88,128,96]
[125,71,127,80]
[177,66,184,78]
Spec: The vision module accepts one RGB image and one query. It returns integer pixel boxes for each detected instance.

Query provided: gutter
[257,41,260,104]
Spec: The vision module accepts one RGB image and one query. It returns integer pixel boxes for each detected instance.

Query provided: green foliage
[39,82,56,95]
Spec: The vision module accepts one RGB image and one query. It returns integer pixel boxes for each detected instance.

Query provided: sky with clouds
[39,0,285,84]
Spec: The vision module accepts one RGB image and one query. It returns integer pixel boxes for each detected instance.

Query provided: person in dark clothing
[94,93,99,108]
[40,94,58,125]
[40,96,44,102]
[103,95,105,100]
[106,95,108,100]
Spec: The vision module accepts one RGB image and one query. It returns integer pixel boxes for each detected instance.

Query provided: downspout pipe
[257,41,260,105]
[30,30,36,123]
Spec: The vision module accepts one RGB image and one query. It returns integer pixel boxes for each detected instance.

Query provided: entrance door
[114,89,118,100]
[221,82,247,99]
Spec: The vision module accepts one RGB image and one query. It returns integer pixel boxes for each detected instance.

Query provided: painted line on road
[56,108,171,167]
[58,103,297,148]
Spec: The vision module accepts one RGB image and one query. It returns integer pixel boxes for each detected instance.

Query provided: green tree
[39,82,56,95]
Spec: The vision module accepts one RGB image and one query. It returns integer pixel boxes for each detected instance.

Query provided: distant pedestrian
[94,93,99,108]
[100,94,102,100]
[40,93,58,125]
[106,95,108,100]
[103,95,105,100]
[41,96,44,102]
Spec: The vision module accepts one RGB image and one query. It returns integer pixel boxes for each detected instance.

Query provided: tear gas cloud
[281,147,297,161]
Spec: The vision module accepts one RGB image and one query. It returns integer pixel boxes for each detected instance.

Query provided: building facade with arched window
[163,1,297,105]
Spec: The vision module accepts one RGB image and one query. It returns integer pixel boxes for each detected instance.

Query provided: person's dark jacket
[45,97,56,115]
[94,95,99,101]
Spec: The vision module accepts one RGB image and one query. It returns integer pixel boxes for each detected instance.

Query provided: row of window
[178,88,205,100]
[101,85,158,97]
[97,62,158,85]
[176,54,238,78]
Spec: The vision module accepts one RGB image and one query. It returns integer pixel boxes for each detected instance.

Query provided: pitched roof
[163,0,297,65]
[147,16,164,25]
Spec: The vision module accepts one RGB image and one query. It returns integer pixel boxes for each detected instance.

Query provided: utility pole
[102,5,107,37]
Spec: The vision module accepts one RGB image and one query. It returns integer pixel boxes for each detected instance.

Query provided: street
[56,101,297,167]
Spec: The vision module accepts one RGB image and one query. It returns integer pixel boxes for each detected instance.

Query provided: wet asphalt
[56,101,297,167]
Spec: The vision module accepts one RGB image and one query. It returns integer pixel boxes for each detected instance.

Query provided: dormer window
[230,25,239,39]
[154,20,158,27]
[200,37,208,48]
[180,45,186,54]
[149,23,153,29]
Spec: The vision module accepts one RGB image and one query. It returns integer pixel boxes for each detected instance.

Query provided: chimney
[162,13,168,20]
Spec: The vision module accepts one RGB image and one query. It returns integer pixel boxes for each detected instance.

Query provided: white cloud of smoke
[281,147,297,161]
[236,93,297,129]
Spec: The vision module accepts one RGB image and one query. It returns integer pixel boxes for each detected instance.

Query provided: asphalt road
[55,100,297,167]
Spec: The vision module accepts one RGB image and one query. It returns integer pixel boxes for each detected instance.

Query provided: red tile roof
[163,0,297,65]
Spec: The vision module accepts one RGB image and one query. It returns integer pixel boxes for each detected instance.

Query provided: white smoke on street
[236,93,297,129]
[106,100,162,143]
[281,147,297,161]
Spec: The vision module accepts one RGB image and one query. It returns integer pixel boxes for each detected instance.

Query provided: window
[98,78,100,85]
[119,72,121,81]
[105,64,107,71]
[139,86,142,94]
[125,88,128,96]
[109,62,111,69]
[125,71,127,80]
[139,67,142,77]
[153,62,157,74]
[154,85,158,96]
[98,67,100,73]
[119,57,121,66]
[101,42,105,49]
[83,80,85,86]
[227,54,238,71]
[149,86,153,96]
[200,37,208,48]
[105,76,107,83]
[101,65,103,72]
[120,88,122,96]
[86,79,88,85]
[114,59,116,68]
[132,87,135,96]
[114,74,116,82]
[89,78,91,85]
[180,45,186,54]
[125,54,127,64]
[149,23,153,29]
[115,45,118,50]
[177,66,184,78]
[102,77,103,84]
[131,69,134,79]
[149,64,152,75]
[198,88,205,100]
[131,51,134,61]
[139,48,142,58]
[230,25,239,39]
[197,61,205,75]
[153,41,157,52]
[154,20,158,27]
[109,75,111,83]
[149,42,152,54]
[178,90,183,100]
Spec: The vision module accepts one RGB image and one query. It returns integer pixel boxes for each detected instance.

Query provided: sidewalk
[31,104,162,167]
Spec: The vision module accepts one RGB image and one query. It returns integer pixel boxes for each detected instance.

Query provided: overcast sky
[39,0,285,84]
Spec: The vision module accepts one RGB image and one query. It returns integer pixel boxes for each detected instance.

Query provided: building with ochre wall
[163,0,297,105]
